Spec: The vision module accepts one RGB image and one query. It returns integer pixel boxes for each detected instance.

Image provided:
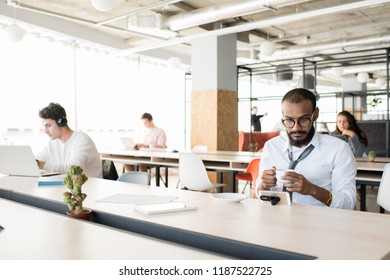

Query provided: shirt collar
[283,131,320,154]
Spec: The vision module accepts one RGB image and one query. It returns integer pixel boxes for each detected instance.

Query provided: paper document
[96,194,178,205]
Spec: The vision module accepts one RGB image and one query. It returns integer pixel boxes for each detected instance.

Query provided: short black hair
[141,113,153,121]
[39,102,67,120]
[282,88,317,111]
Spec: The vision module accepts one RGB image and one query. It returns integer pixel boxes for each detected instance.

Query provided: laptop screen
[120,137,136,150]
[0,145,43,177]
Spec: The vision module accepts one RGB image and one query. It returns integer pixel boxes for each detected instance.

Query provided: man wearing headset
[36,102,103,178]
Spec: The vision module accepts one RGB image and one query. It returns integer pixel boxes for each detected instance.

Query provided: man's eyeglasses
[282,112,315,128]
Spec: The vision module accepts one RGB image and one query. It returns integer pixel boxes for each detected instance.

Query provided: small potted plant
[368,151,377,162]
[63,165,91,220]
[248,142,259,152]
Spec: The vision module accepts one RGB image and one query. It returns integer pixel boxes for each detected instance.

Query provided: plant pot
[66,209,92,221]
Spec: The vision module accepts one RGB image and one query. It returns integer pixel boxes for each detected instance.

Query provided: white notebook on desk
[0,145,61,177]
[135,202,197,215]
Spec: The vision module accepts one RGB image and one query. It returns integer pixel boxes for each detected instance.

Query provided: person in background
[255,88,356,209]
[135,113,167,149]
[330,110,368,157]
[251,106,268,132]
[36,102,103,178]
[125,112,167,172]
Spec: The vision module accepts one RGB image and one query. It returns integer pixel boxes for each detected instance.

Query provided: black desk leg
[217,172,223,184]
[231,171,237,193]
[360,184,366,211]
[164,167,169,188]
[380,206,385,214]
[155,166,160,187]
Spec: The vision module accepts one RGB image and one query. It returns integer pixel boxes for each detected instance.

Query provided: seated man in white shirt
[255,88,356,209]
[135,112,167,149]
[125,112,167,172]
[36,102,103,178]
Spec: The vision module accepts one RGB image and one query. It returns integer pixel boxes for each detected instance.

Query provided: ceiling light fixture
[259,40,276,56]
[357,72,369,83]
[5,1,25,42]
[375,77,386,87]
[90,0,120,12]
[168,57,181,69]
[6,24,26,42]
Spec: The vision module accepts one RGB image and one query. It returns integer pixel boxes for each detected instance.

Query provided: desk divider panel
[92,210,315,260]
[10,191,69,215]
[0,188,12,199]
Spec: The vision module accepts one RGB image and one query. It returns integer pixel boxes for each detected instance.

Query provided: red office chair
[235,158,261,195]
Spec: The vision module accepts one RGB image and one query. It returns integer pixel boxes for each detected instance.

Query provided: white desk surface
[100,149,259,171]
[355,172,382,183]
[101,149,260,158]
[1,176,390,260]
[0,198,229,260]
[101,149,388,173]
[356,157,390,163]
[357,161,387,172]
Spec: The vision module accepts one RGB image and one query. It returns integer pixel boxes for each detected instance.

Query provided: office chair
[235,158,260,195]
[102,160,119,180]
[117,171,151,185]
[377,163,390,212]
[192,145,208,152]
[177,152,225,192]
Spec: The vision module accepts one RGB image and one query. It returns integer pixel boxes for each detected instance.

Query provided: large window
[0,32,186,152]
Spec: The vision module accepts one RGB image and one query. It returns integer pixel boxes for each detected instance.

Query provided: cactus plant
[63,165,88,215]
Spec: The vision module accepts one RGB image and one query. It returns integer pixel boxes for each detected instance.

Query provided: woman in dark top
[330,110,368,157]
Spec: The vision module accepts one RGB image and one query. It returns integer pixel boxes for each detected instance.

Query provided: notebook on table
[0,145,61,177]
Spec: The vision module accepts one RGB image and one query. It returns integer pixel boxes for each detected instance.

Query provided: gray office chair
[117,171,151,185]
[377,163,390,212]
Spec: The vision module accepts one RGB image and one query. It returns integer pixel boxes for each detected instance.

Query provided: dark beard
[287,126,315,147]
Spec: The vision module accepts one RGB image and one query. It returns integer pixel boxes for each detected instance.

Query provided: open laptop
[120,137,136,150]
[0,145,61,177]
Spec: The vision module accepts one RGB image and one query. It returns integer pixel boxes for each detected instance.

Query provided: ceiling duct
[126,13,177,39]
[128,14,164,29]
[264,34,390,61]
[166,0,294,31]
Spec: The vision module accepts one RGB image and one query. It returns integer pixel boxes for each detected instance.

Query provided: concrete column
[191,34,238,151]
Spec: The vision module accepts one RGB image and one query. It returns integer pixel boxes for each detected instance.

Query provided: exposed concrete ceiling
[0,0,389,72]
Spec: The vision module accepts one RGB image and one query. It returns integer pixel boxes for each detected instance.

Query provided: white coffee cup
[271,169,294,191]
[275,169,293,184]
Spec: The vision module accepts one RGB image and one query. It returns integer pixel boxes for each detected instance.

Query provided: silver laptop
[0,145,60,177]
[120,137,136,150]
